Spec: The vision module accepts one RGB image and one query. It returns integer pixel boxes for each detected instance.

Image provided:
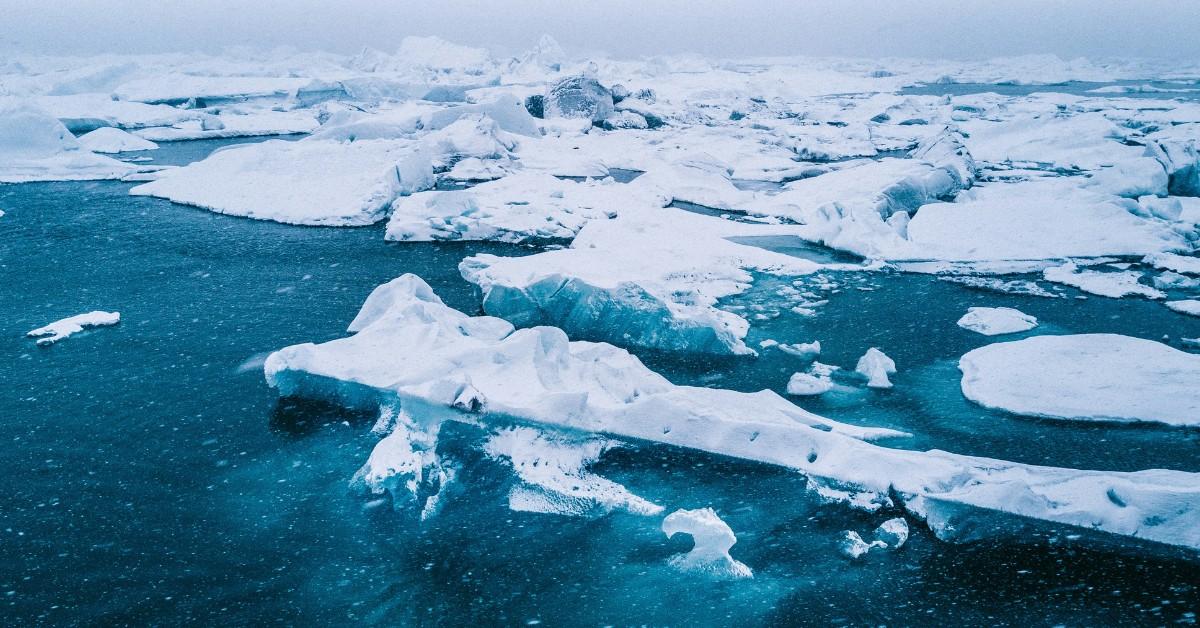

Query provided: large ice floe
[960,334,1200,427]
[266,275,1200,553]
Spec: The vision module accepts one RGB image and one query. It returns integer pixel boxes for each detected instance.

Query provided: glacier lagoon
[1,139,1198,625]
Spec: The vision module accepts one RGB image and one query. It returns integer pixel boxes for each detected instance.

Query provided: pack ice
[265,275,1200,553]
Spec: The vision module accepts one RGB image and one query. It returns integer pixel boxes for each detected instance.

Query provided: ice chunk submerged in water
[265,274,1200,553]
[960,333,1200,427]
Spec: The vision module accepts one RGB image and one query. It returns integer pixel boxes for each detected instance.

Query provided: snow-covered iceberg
[0,100,136,182]
[265,275,1200,553]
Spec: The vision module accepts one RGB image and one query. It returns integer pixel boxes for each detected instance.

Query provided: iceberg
[0,100,136,182]
[956,307,1038,336]
[855,348,896,389]
[27,311,120,346]
[960,334,1200,426]
[662,508,753,579]
[265,275,1200,552]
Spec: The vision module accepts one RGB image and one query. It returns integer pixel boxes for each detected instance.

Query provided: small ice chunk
[544,75,614,123]
[779,340,821,358]
[77,127,158,153]
[874,517,910,548]
[956,307,1038,336]
[1166,300,1200,317]
[662,508,752,579]
[27,311,120,345]
[838,530,885,559]
[856,348,896,389]
[786,372,833,396]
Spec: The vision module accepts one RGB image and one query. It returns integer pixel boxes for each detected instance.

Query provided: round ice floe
[956,306,1038,336]
[960,333,1200,426]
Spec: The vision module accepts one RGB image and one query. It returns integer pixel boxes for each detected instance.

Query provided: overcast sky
[3,0,1199,60]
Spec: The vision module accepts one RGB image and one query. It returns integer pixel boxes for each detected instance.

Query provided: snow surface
[26,311,120,346]
[1042,262,1165,299]
[960,334,1200,426]
[1166,300,1200,317]
[956,307,1038,336]
[265,275,1200,552]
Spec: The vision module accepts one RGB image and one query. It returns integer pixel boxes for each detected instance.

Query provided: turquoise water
[1,139,1198,624]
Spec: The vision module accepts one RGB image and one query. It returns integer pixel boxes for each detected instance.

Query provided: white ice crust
[27,311,121,345]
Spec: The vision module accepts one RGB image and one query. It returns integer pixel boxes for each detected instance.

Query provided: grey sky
[2,0,1198,60]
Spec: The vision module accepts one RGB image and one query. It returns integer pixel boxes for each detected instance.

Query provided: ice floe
[0,100,136,182]
[956,307,1038,336]
[27,311,120,346]
[76,127,158,153]
[960,334,1200,426]
[1042,262,1166,299]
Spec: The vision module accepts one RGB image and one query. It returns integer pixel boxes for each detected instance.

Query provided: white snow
[76,127,158,153]
[27,311,120,346]
[956,307,1038,336]
[960,334,1200,426]
[265,275,1200,551]
[662,508,753,579]
[855,348,897,389]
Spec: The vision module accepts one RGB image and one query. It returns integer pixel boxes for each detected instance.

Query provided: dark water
[1,139,1198,625]
[898,79,1200,101]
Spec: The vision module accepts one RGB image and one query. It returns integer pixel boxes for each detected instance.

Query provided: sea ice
[960,334,1200,426]
[855,348,896,389]
[956,307,1038,336]
[1042,262,1165,299]
[662,508,753,579]
[0,100,136,182]
[27,311,120,346]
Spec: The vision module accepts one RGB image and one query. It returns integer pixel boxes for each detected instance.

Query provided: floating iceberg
[956,307,1038,336]
[856,348,896,389]
[265,275,1200,552]
[662,508,753,579]
[960,334,1200,426]
[27,311,120,346]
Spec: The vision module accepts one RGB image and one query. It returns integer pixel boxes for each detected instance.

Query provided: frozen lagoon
[2,138,1199,625]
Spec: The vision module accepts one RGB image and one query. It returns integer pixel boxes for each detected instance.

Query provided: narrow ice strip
[27,311,120,346]
[1042,262,1165,299]
[265,275,1200,552]
[1166,300,1200,317]
[957,307,1038,336]
[960,334,1200,426]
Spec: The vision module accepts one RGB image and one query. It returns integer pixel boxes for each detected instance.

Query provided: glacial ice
[662,508,753,579]
[839,517,909,559]
[956,307,1038,336]
[855,348,897,389]
[265,275,1200,552]
[960,334,1200,426]
[27,311,120,346]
